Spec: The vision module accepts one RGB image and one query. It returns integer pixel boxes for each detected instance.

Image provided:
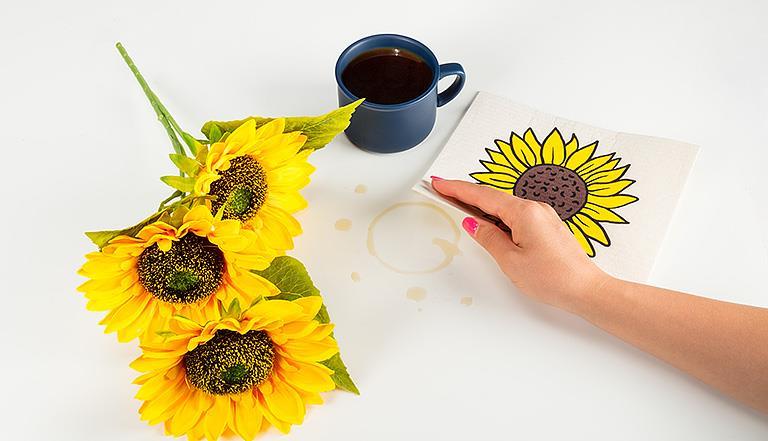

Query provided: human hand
[431,177,611,313]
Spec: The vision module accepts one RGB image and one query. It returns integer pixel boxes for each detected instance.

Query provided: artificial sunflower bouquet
[77,43,361,440]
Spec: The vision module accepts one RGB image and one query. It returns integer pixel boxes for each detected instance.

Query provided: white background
[1,0,767,440]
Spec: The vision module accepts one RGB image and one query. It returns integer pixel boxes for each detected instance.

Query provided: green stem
[158,190,183,211]
[115,42,186,157]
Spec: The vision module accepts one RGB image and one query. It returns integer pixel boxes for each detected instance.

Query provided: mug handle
[437,63,466,107]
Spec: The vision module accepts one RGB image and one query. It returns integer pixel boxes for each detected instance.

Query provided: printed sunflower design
[194,118,314,260]
[132,296,339,440]
[77,206,278,343]
[470,128,638,257]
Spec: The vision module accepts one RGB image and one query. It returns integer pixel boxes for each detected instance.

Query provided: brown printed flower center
[513,164,587,220]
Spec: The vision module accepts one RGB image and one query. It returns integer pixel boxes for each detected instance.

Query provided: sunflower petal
[234,392,262,440]
[480,160,521,177]
[585,165,629,184]
[510,133,537,166]
[581,203,628,224]
[256,391,291,434]
[280,338,339,362]
[563,134,579,161]
[564,142,597,170]
[588,179,635,196]
[572,213,610,246]
[523,128,542,165]
[279,361,336,393]
[587,194,639,209]
[261,380,305,425]
[541,128,566,165]
[169,389,205,435]
[576,153,615,176]
[486,147,512,168]
[204,395,230,441]
[493,141,528,173]
[469,172,516,189]
[567,221,595,257]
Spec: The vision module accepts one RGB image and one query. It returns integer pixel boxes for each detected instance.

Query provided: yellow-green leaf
[160,175,195,192]
[180,132,199,155]
[207,124,223,143]
[253,256,357,393]
[201,99,363,151]
[84,211,165,249]
[321,353,359,395]
[169,154,201,176]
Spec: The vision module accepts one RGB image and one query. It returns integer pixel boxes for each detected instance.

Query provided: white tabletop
[2,0,767,439]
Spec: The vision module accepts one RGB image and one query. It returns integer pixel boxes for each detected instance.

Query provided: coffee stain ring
[367,202,461,274]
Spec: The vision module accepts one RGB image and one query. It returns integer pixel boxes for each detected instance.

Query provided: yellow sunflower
[77,205,278,343]
[194,118,314,260]
[131,296,339,440]
[470,128,638,257]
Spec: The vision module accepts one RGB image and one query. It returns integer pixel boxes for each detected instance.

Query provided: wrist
[566,270,620,318]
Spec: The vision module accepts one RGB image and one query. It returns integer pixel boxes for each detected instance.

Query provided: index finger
[431,179,528,226]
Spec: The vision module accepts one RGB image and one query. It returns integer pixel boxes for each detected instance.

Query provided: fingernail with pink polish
[462,217,479,236]
[430,175,444,181]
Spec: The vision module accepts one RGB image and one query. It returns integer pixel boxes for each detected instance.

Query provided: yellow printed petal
[563,134,579,161]
[585,166,629,184]
[581,203,628,223]
[493,141,528,173]
[576,153,615,175]
[572,213,610,246]
[541,128,566,165]
[580,158,621,181]
[587,179,635,196]
[567,221,595,257]
[510,133,537,166]
[480,160,521,177]
[564,142,597,170]
[523,128,542,165]
[587,194,639,209]
[469,172,517,189]
[486,147,512,168]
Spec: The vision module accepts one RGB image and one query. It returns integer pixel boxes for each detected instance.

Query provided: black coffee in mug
[340,48,434,105]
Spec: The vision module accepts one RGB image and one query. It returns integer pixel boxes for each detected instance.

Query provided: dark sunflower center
[514,164,587,220]
[137,234,224,304]
[209,155,268,222]
[183,330,275,395]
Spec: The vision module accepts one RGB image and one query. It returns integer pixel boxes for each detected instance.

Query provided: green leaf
[321,353,360,395]
[160,175,195,192]
[169,154,201,176]
[169,205,189,227]
[254,256,320,297]
[225,298,242,319]
[84,211,165,249]
[201,99,364,151]
[180,132,200,155]
[207,124,223,143]
[253,256,358,393]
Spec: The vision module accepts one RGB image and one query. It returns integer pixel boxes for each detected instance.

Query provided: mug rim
[335,33,440,111]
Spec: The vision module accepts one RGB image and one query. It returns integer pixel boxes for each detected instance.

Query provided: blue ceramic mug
[335,34,466,153]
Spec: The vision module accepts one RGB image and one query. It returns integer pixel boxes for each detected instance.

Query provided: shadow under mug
[335,34,465,153]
